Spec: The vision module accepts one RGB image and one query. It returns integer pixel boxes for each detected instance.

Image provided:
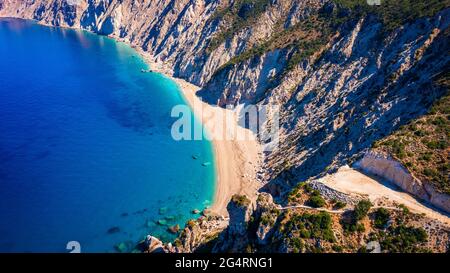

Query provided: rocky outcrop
[263,8,450,193]
[255,193,279,245]
[309,180,362,206]
[212,194,253,253]
[355,151,450,213]
[141,235,165,253]
[176,216,229,253]
[1,0,449,252]
[1,1,449,192]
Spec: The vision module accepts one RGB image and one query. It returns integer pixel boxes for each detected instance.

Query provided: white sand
[321,166,450,225]
[137,50,262,216]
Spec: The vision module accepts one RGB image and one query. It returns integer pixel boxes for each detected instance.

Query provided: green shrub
[342,200,372,233]
[380,225,428,253]
[285,212,335,243]
[354,200,373,221]
[374,208,391,229]
[308,195,326,208]
[334,201,347,209]
[300,229,311,239]
[303,183,314,193]
[232,194,251,207]
[399,204,410,215]
[332,245,344,253]
[356,223,366,233]
[207,0,273,52]
[290,237,304,251]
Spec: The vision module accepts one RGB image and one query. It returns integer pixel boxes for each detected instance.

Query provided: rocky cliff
[1,0,449,243]
[355,151,450,213]
[2,0,448,193]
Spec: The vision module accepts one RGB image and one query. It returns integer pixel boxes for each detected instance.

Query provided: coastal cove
[0,18,216,253]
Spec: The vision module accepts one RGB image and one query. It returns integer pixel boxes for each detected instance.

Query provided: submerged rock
[165,215,175,221]
[145,219,154,228]
[157,219,168,226]
[168,224,180,234]
[107,227,121,234]
[159,207,168,215]
[114,242,128,253]
[202,208,212,217]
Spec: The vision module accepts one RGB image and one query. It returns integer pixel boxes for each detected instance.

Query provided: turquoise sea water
[0,18,215,253]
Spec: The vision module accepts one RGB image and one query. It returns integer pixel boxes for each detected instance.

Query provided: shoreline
[0,15,263,217]
[133,47,263,216]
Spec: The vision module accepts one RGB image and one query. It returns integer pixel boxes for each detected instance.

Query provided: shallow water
[0,18,215,253]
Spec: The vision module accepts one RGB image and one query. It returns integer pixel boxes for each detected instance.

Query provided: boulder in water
[157,219,167,226]
[145,219,154,228]
[168,224,180,234]
[115,242,128,253]
[202,208,212,216]
[159,207,168,215]
[107,226,121,234]
[165,215,175,221]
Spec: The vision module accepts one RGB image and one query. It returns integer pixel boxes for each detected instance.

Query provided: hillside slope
[1,0,449,229]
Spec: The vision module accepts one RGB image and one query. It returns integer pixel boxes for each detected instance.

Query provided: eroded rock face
[143,235,165,253]
[212,195,253,253]
[153,215,229,253]
[263,9,450,192]
[355,151,450,213]
[255,193,279,245]
[1,0,449,233]
[309,180,362,206]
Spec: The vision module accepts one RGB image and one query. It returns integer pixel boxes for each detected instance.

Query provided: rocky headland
[1,0,449,252]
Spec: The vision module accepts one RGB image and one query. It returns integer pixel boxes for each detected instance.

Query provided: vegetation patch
[307,194,326,208]
[209,0,449,78]
[374,208,391,229]
[283,211,336,251]
[379,225,428,253]
[334,0,450,31]
[207,0,273,52]
[374,72,450,194]
[232,194,251,207]
[341,200,372,233]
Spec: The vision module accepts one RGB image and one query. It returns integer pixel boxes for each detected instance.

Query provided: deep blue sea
[0,18,215,253]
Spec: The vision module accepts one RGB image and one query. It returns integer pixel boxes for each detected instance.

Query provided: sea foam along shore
[133,46,263,217]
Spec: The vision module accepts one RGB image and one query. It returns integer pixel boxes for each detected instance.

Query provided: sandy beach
[137,49,263,216]
[321,166,450,225]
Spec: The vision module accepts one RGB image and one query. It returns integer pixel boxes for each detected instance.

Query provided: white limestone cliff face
[261,9,450,192]
[0,0,325,88]
[1,0,449,203]
[355,151,450,213]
